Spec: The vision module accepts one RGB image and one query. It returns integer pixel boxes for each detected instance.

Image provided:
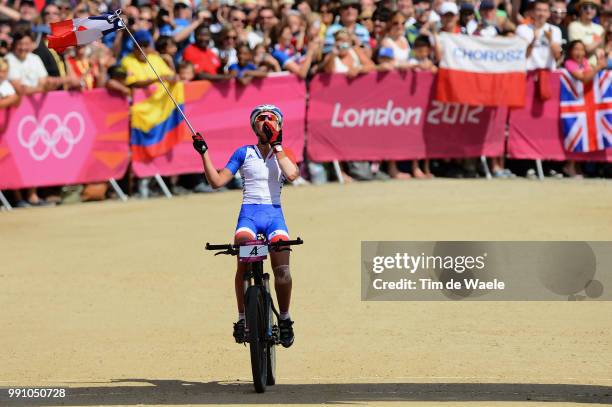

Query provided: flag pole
[113,11,198,138]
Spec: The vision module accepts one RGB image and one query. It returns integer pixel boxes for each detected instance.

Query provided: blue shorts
[235,204,289,241]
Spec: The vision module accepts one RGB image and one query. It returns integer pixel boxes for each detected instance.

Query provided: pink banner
[307,71,507,162]
[132,75,306,177]
[0,89,129,190]
[508,72,612,162]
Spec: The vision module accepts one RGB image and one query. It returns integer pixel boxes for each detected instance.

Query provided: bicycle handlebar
[205,237,304,254]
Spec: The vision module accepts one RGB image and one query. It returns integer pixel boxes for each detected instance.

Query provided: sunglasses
[256,114,278,122]
[581,4,597,10]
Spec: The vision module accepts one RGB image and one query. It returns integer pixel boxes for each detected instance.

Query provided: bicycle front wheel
[246,285,267,393]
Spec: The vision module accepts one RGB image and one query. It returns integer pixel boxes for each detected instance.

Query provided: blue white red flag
[48,12,124,52]
[560,69,612,153]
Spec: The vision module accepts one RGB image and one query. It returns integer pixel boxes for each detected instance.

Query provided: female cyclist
[192,104,300,348]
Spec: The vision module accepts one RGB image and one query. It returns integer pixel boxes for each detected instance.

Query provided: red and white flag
[436,33,527,107]
[48,12,124,52]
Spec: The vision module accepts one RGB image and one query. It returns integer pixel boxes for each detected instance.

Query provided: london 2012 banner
[307,71,507,162]
[0,89,130,190]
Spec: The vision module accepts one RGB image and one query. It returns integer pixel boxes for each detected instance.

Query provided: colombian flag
[130,82,186,162]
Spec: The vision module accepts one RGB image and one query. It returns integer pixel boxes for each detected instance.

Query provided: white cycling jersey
[225,145,285,205]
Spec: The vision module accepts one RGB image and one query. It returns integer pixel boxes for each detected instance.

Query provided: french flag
[436,33,527,107]
[48,12,124,52]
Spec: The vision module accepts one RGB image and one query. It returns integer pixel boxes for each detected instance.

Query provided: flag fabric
[48,13,123,52]
[436,33,527,107]
[130,82,187,162]
[560,69,612,153]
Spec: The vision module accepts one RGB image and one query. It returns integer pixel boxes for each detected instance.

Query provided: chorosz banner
[436,33,527,107]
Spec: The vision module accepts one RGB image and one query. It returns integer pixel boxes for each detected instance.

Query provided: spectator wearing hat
[568,0,605,67]
[473,0,501,36]
[121,30,177,89]
[324,0,372,57]
[376,46,396,71]
[438,1,460,33]
[459,2,478,34]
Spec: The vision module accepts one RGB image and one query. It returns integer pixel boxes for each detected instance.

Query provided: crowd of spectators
[0,0,611,206]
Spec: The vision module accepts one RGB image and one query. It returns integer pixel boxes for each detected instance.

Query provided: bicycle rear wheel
[246,286,267,393]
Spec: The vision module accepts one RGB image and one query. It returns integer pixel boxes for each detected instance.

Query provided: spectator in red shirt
[183,24,232,81]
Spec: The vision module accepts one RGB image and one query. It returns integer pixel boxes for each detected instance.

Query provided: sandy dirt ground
[1,179,611,406]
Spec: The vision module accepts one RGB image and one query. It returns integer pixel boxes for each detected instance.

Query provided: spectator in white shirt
[5,30,52,207]
[517,0,563,70]
[6,29,50,96]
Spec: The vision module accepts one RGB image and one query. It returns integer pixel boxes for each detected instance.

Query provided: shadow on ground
[1,379,611,405]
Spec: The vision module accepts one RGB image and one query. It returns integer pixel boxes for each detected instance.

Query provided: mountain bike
[205,237,303,393]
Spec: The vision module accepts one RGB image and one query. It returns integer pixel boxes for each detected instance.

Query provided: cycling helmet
[250,104,284,133]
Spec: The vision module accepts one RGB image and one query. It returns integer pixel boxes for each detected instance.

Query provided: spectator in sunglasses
[229,7,262,48]
[213,26,239,72]
[549,0,569,52]
[252,7,278,47]
[319,0,336,27]
[380,11,412,69]
[568,0,605,67]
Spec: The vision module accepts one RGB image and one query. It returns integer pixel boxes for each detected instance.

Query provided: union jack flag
[560,69,612,153]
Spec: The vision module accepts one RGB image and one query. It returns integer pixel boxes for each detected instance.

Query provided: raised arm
[192,134,237,189]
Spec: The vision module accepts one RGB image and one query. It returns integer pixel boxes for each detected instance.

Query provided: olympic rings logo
[17,113,85,161]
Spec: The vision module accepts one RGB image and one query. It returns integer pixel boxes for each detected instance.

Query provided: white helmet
[249,104,284,133]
